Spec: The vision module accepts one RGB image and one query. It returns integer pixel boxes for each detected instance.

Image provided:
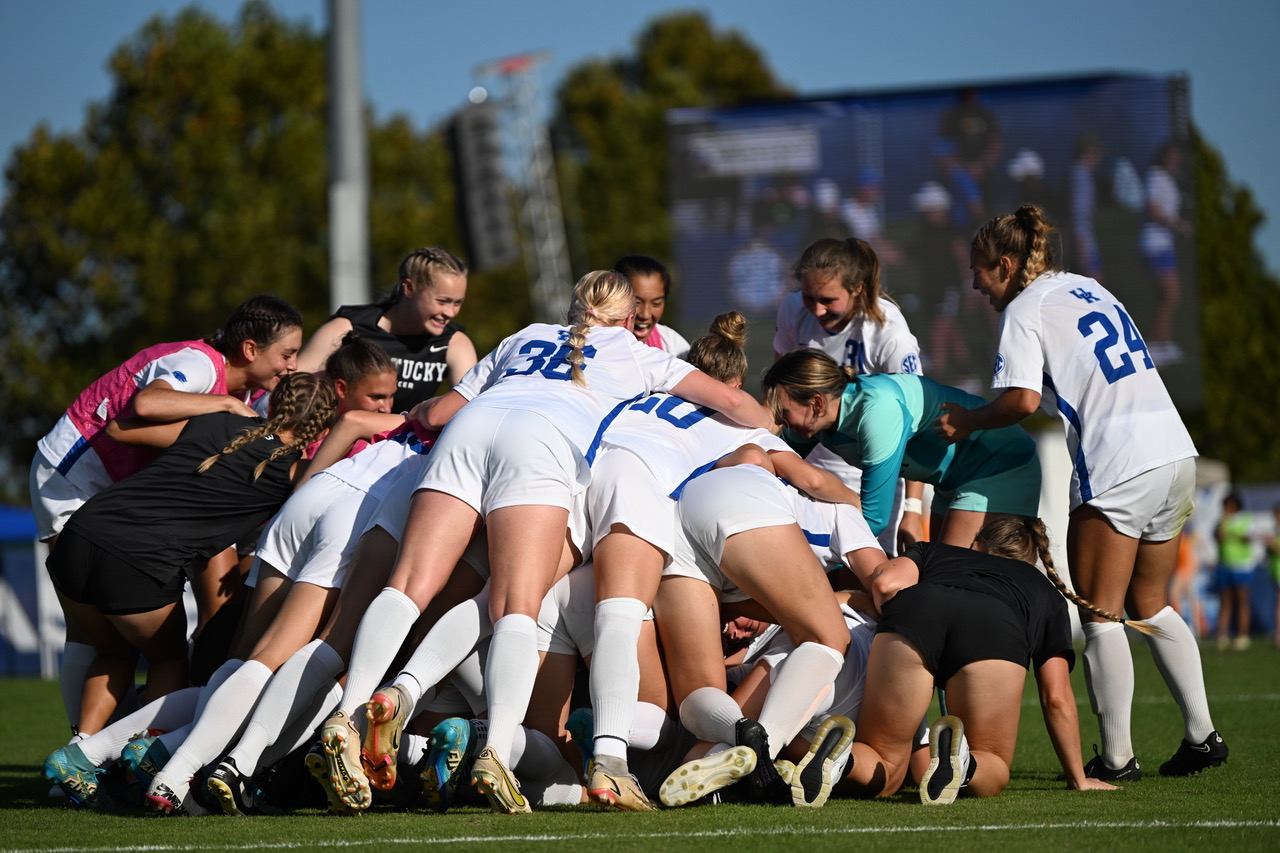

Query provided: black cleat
[1159,731,1228,777]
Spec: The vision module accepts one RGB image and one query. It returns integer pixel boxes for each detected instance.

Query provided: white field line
[4,819,1278,853]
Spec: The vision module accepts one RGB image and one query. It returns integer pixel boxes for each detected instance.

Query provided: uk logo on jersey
[994,353,1005,375]
[901,354,920,374]
[1069,287,1101,304]
[173,371,187,383]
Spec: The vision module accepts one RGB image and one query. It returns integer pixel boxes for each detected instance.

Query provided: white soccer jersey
[654,323,690,360]
[991,271,1196,507]
[322,427,431,494]
[452,324,695,454]
[773,293,922,375]
[600,392,791,496]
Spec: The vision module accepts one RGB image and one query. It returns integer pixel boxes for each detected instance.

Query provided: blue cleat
[420,717,475,813]
[565,707,595,777]
[44,743,103,808]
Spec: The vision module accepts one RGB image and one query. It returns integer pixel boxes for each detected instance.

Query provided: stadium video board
[667,73,1200,404]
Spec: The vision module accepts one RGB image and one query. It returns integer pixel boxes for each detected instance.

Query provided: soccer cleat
[659,746,756,808]
[121,734,171,791]
[564,707,595,777]
[1082,746,1142,782]
[421,717,475,813]
[304,742,359,815]
[586,754,658,811]
[206,756,258,816]
[921,715,970,805]
[145,780,207,816]
[471,747,532,814]
[320,710,372,810]
[364,684,413,791]
[791,715,855,808]
[734,718,787,802]
[43,743,103,808]
[1159,730,1228,777]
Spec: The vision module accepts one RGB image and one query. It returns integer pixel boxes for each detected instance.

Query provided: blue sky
[3,0,1278,271]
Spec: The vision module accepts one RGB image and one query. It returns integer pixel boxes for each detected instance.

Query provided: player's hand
[933,402,972,444]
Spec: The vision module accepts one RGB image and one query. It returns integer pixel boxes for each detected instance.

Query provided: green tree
[0,1,477,504]
[1188,128,1280,482]
[554,11,791,271]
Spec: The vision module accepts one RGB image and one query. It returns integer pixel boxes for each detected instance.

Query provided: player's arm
[132,378,257,420]
[106,416,188,448]
[1035,654,1117,791]
[296,316,355,375]
[294,410,407,488]
[769,450,861,507]
[445,332,479,386]
[933,387,1040,444]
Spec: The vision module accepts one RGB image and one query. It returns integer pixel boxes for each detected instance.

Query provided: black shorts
[47,528,186,615]
[876,583,1029,686]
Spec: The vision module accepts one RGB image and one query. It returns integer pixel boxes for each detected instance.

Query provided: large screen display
[667,73,1199,404]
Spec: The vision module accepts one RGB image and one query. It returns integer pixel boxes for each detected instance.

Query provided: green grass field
[2,639,1277,853]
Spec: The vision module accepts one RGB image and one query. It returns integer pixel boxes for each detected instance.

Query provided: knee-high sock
[154,722,193,764]
[338,587,420,716]
[227,640,345,775]
[393,590,490,706]
[260,681,343,769]
[629,701,676,751]
[78,687,201,766]
[450,648,488,715]
[589,598,647,761]
[1082,620,1134,767]
[679,686,743,746]
[60,642,97,733]
[195,659,244,719]
[153,660,272,791]
[482,613,539,764]
[757,642,843,759]
[1142,606,1216,743]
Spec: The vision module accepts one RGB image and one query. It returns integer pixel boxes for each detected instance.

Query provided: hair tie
[586,308,597,317]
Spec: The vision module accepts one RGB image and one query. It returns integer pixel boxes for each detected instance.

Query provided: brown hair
[197,372,337,480]
[204,294,303,355]
[970,205,1059,302]
[759,348,853,423]
[792,238,887,326]
[686,311,749,384]
[324,332,395,387]
[974,516,1160,636]
[562,270,636,386]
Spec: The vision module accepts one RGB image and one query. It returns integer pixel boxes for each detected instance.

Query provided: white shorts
[29,453,101,541]
[585,449,680,565]
[1082,457,1195,541]
[758,605,876,741]
[364,456,431,543]
[795,497,882,571]
[675,465,799,603]
[250,472,375,590]
[536,562,596,657]
[417,406,587,515]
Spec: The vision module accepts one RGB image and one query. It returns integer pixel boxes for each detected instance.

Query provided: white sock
[393,590,491,706]
[402,733,431,766]
[1082,620,1134,767]
[339,588,420,716]
[1142,606,1216,742]
[757,642,843,758]
[155,660,272,789]
[261,681,343,768]
[195,659,244,718]
[228,640,345,774]
[679,686,743,745]
[590,598,647,761]
[629,701,675,751]
[483,613,539,764]
[60,642,97,732]
[78,687,201,766]
[451,649,488,715]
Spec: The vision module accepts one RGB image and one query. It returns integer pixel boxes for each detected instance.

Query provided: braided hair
[974,516,1161,637]
[970,205,1059,302]
[204,294,303,355]
[196,372,338,480]
[389,247,468,304]
[562,270,636,387]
